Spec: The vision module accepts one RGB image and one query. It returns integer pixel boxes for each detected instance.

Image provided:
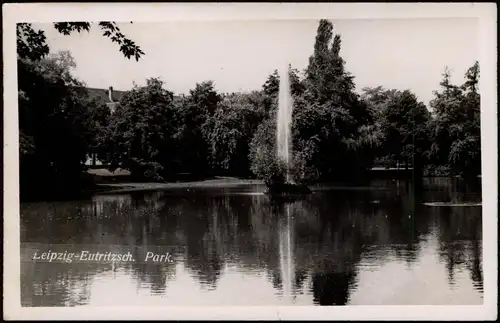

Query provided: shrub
[249,118,287,186]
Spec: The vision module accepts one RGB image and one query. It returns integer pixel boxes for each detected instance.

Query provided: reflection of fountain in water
[279,204,295,301]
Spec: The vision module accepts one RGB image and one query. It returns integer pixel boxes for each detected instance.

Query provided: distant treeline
[17,20,480,199]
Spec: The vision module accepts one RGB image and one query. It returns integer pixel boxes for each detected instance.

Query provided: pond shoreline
[90,178,482,196]
[90,177,263,195]
[21,169,481,203]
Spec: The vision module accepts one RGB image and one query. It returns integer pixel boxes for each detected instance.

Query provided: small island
[264,181,312,196]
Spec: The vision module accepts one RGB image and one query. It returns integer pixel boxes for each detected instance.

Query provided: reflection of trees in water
[132,262,175,295]
[21,192,179,304]
[312,271,356,305]
[21,188,425,305]
[21,260,104,306]
[21,178,483,305]
[429,205,483,292]
[468,238,483,292]
[309,189,428,259]
[247,191,397,304]
[170,195,232,290]
[420,177,482,203]
[293,194,368,305]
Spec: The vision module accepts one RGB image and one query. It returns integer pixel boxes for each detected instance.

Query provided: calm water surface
[20,178,483,306]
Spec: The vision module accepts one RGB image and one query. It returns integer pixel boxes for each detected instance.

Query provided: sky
[35,18,478,105]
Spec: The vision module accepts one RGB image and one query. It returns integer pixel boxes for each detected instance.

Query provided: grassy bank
[86,168,262,195]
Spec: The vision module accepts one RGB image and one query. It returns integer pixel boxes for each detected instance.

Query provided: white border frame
[3,3,497,320]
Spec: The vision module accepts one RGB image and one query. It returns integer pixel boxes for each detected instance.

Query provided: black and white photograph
[3,3,497,320]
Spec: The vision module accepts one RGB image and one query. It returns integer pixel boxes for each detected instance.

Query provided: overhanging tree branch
[17,21,145,61]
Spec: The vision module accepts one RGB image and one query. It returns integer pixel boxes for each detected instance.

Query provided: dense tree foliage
[100,78,178,181]
[17,21,144,199]
[362,88,431,173]
[17,19,481,200]
[249,117,287,186]
[250,19,378,185]
[360,62,481,178]
[174,81,221,176]
[428,63,481,178]
[18,52,101,199]
[207,92,267,175]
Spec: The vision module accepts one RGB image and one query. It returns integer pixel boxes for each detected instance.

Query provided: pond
[20,178,483,306]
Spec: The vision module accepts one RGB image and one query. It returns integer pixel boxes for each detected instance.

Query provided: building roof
[86,87,126,105]
[83,86,186,109]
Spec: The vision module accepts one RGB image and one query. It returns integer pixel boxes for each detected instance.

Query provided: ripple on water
[422,202,482,207]
[226,192,266,196]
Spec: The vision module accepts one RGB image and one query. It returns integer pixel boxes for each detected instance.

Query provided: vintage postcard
[3,2,497,320]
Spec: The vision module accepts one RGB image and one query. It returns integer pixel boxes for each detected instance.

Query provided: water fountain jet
[265,64,311,197]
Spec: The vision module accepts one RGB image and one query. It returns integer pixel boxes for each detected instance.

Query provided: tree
[17,22,144,61]
[305,22,357,110]
[262,70,280,98]
[428,62,481,178]
[262,67,306,114]
[360,86,400,120]
[360,86,398,166]
[103,78,177,180]
[249,117,287,186]
[175,81,221,176]
[18,51,98,199]
[378,90,431,174]
[88,100,112,165]
[263,67,306,99]
[361,87,432,173]
[206,92,266,175]
[428,68,463,169]
[297,19,374,181]
[250,19,379,185]
[456,61,481,177]
[17,21,144,200]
